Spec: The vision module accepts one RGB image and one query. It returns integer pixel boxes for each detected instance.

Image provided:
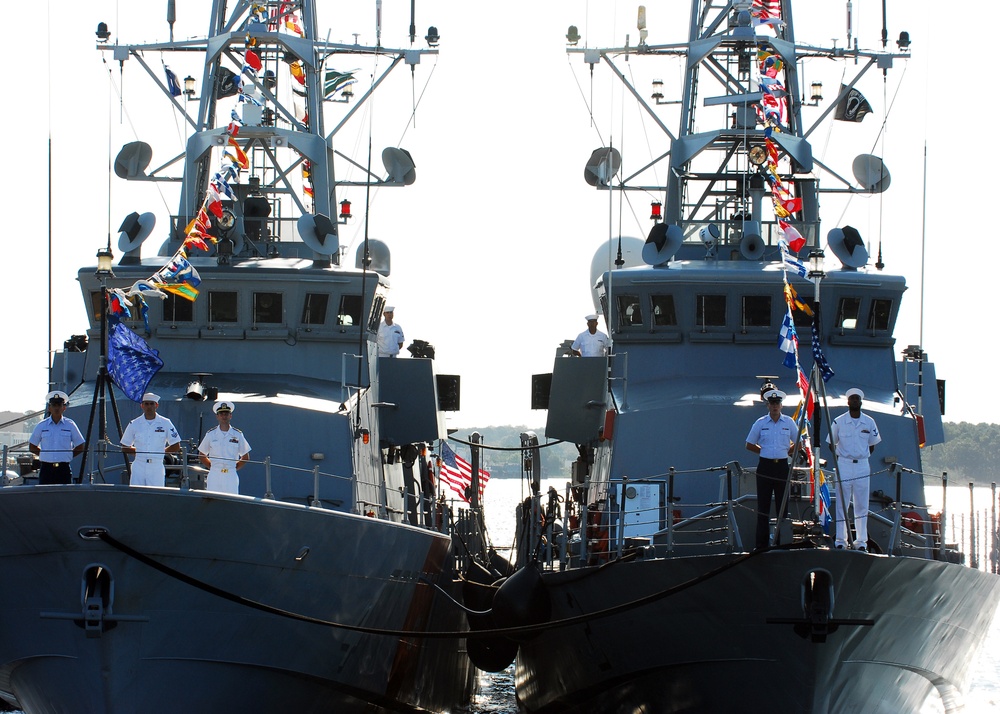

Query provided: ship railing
[532,460,1000,573]
[3,442,458,532]
[679,219,820,253]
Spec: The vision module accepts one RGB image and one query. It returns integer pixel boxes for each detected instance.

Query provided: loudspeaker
[531,373,552,410]
[436,374,460,412]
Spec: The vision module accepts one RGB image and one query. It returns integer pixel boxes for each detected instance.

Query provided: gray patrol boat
[479,2,1000,712]
[0,2,479,712]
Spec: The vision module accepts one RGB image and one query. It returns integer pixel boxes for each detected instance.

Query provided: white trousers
[835,458,870,547]
[206,466,239,494]
[131,459,165,487]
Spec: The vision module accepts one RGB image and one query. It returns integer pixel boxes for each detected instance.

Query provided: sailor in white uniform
[377,306,405,357]
[198,401,251,495]
[830,387,881,551]
[571,314,610,357]
[119,392,181,487]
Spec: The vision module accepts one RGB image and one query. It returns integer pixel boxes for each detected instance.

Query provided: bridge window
[696,294,727,327]
[253,292,283,324]
[741,295,771,328]
[338,295,363,326]
[90,292,143,328]
[162,292,194,322]
[651,295,677,326]
[368,295,386,332]
[792,305,813,330]
[617,295,643,326]
[301,293,329,325]
[835,297,861,330]
[868,298,892,331]
[209,291,238,323]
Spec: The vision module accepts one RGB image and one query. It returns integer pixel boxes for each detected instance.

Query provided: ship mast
[102,0,436,268]
[567,0,908,264]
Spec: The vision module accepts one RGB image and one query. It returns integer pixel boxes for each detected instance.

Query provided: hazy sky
[3,0,991,429]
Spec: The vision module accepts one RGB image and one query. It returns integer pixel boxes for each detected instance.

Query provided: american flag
[810,318,835,382]
[439,442,490,504]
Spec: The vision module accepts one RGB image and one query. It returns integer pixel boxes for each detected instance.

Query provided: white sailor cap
[213,401,235,414]
[46,390,69,404]
[141,392,160,403]
[585,314,599,321]
[384,306,395,313]
[764,389,786,401]
[845,388,865,399]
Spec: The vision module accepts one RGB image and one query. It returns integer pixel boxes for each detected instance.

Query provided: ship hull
[515,549,1000,713]
[0,486,473,714]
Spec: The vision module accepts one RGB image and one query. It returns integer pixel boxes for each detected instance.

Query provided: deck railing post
[969,482,977,570]
[888,463,902,555]
[562,482,571,570]
[940,472,948,560]
[617,476,628,559]
[310,466,321,507]
[992,482,997,574]
[264,456,273,499]
[667,467,675,555]
[726,462,742,552]
[179,443,189,491]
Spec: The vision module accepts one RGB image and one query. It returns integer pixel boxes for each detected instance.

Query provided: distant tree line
[922,422,1000,487]
[448,425,577,480]
[450,421,1000,488]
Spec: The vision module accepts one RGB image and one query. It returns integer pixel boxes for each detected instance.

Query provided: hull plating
[515,550,1000,713]
[0,486,473,713]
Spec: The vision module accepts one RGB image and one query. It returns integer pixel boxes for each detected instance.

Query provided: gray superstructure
[483,2,1000,712]
[0,2,478,712]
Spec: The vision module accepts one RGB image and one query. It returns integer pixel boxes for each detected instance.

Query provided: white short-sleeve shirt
[29,416,85,462]
[572,329,610,357]
[120,414,181,460]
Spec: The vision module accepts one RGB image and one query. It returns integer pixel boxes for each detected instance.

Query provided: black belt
[42,462,67,468]
[759,457,787,463]
[139,458,159,464]
[845,458,865,463]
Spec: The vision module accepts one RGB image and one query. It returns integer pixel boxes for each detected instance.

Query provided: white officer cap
[213,401,235,413]
[141,392,160,403]
[384,306,395,313]
[585,314,599,321]
[46,390,69,404]
[764,389,786,401]
[845,388,865,399]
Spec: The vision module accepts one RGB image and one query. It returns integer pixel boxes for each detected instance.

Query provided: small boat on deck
[476,2,1000,712]
[0,2,481,712]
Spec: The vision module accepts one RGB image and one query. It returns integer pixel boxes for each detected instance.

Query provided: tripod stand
[78,281,131,484]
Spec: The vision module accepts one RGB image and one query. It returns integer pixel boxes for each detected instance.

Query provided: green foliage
[447,425,578,480]
[449,421,1000,487]
[920,422,1000,487]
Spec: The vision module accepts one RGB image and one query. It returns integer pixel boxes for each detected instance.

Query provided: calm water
[475,478,1000,713]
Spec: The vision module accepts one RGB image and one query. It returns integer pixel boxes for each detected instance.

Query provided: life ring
[902,510,923,534]
[586,508,610,563]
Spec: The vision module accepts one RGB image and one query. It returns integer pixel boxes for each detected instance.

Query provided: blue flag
[811,318,835,382]
[108,323,164,402]
[164,66,182,97]
[778,310,798,370]
[159,255,202,288]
